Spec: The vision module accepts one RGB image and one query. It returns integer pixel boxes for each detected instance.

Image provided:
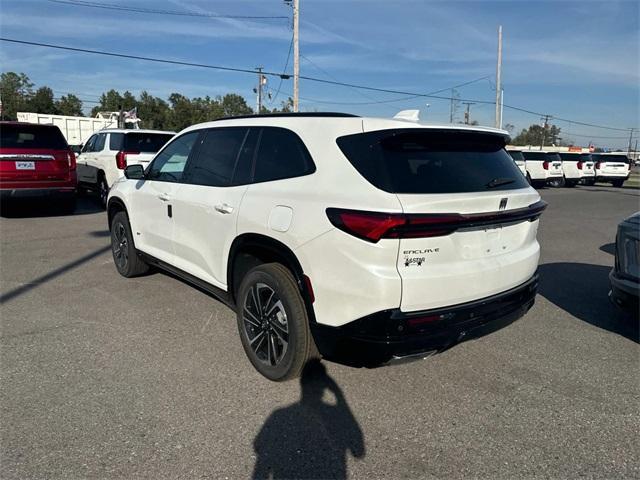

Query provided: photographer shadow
[252,360,365,480]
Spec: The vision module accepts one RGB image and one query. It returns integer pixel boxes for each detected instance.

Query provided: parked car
[0,121,77,212]
[76,128,174,207]
[507,149,527,177]
[521,151,564,187]
[592,153,630,187]
[558,152,596,186]
[609,213,639,315]
[107,113,546,380]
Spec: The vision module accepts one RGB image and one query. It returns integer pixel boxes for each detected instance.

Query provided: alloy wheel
[242,282,289,366]
[112,222,129,270]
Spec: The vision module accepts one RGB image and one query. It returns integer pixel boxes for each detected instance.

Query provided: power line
[45,0,289,20]
[2,37,636,133]
[270,33,294,105]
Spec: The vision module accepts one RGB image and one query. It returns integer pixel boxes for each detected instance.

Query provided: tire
[584,178,596,186]
[98,174,109,210]
[612,179,624,188]
[236,263,317,381]
[565,179,576,188]
[110,211,149,278]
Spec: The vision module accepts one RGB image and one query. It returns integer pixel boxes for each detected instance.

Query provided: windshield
[336,129,528,194]
[0,123,68,150]
[124,132,174,153]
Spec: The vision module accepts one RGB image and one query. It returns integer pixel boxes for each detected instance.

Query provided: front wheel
[236,263,317,381]
[110,211,149,277]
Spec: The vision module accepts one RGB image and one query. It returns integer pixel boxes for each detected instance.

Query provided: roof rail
[213,112,360,121]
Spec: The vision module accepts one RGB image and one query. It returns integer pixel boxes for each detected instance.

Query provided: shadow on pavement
[0,197,103,218]
[252,360,364,480]
[0,245,111,304]
[88,230,111,238]
[599,243,616,255]
[538,262,638,343]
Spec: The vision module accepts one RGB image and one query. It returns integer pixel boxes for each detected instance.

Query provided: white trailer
[16,112,140,148]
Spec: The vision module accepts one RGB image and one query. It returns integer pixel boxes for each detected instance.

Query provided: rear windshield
[522,151,561,162]
[0,123,68,150]
[336,129,528,194]
[124,132,174,153]
[559,153,592,162]
[600,155,629,164]
[508,150,524,161]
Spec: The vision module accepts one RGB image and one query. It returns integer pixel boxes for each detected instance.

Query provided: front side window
[81,135,96,153]
[337,129,527,194]
[93,133,106,152]
[185,127,248,187]
[253,127,315,183]
[147,131,200,183]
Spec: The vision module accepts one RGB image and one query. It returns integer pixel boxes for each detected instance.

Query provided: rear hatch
[0,123,73,184]
[121,131,174,167]
[596,155,629,177]
[544,153,564,177]
[338,127,543,312]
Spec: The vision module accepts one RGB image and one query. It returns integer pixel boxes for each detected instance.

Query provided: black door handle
[167,204,172,218]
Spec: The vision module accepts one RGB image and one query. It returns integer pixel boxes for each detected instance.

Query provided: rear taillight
[67,149,76,171]
[542,161,549,170]
[115,151,139,170]
[326,201,548,243]
[595,162,601,169]
[577,161,583,170]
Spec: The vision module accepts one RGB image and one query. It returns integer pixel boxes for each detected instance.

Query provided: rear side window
[185,127,248,187]
[109,133,124,151]
[508,151,524,161]
[94,133,106,152]
[0,124,68,149]
[253,127,315,183]
[337,129,528,194]
[124,133,173,153]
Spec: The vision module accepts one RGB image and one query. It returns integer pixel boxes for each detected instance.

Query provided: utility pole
[292,0,300,112]
[449,88,459,123]
[255,67,265,114]
[540,114,551,150]
[449,89,454,123]
[462,102,475,125]
[495,25,503,129]
[627,128,635,155]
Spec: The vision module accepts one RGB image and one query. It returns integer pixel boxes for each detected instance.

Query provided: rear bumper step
[312,273,538,366]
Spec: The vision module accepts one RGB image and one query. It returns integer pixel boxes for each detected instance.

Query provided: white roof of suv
[98,128,175,135]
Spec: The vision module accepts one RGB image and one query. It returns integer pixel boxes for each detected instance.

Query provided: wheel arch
[107,196,127,229]
[227,233,314,318]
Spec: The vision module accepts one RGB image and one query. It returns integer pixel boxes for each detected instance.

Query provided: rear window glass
[124,133,173,153]
[522,152,560,162]
[337,129,528,194]
[558,153,593,162]
[601,155,629,164]
[508,151,524,161]
[0,124,68,149]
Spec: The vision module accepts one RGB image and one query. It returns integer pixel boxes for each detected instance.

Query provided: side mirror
[124,164,145,180]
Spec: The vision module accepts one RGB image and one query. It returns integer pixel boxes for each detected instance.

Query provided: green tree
[0,71,33,120]
[219,93,252,117]
[167,93,195,131]
[512,123,563,146]
[26,86,57,114]
[137,91,170,129]
[55,94,83,116]
[90,89,136,116]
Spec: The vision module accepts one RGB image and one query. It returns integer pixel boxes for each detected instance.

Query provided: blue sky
[0,0,638,148]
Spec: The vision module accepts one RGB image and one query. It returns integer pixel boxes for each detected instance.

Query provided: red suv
[0,122,77,211]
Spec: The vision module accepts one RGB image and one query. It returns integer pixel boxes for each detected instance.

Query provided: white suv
[77,128,174,207]
[592,153,630,187]
[521,151,564,187]
[558,152,596,186]
[107,113,546,381]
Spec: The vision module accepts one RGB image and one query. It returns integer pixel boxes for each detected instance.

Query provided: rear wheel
[612,179,624,188]
[98,174,109,209]
[565,179,576,188]
[236,263,317,381]
[110,211,149,277]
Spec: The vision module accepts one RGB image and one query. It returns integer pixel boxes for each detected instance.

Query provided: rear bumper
[0,186,76,200]
[596,174,629,181]
[312,273,538,365]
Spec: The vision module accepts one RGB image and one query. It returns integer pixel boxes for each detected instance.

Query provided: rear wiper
[486,177,515,189]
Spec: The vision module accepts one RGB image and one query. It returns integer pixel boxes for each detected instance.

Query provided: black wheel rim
[242,282,289,366]
[100,180,108,205]
[112,222,128,270]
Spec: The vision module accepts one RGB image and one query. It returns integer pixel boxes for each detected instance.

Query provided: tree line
[0,71,293,131]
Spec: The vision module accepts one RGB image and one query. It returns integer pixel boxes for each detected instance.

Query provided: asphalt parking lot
[1,185,638,479]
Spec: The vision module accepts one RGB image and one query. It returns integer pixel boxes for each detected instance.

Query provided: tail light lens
[326,201,548,243]
[542,161,549,170]
[115,151,139,170]
[67,149,76,171]
[577,161,583,170]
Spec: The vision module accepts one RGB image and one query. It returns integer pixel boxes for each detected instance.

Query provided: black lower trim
[312,273,538,366]
[609,269,639,314]
[0,187,76,199]
[138,251,234,308]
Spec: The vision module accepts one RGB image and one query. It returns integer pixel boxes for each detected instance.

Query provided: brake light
[326,201,548,243]
[115,151,139,170]
[67,149,76,171]
[543,161,549,170]
[577,161,583,170]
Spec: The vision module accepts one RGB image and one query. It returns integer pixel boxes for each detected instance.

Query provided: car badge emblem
[499,198,508,210]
